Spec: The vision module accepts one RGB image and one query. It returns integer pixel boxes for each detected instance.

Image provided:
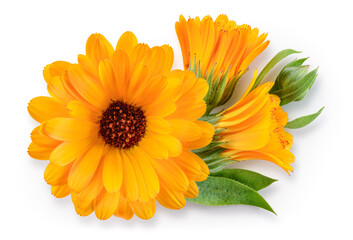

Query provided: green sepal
[198,113,222,125]
[211,169,277,191]
[285,57,309,68]
[212,68,230,105]
[218,71,244,106]
[206,73,221,110]
[192,141,226,154]
[196,61,202,78]
[190,55,197,72]
[196,147,225,160]
[252,49,301,90]
[285,107,324,129]
[187,176,275,214]
[208,160,237,173]
[204,64,216,104]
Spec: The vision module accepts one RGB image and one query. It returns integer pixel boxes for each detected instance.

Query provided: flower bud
[270,58,318,105]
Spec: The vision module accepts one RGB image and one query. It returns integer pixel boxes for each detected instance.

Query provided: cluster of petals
[28,32,214,220]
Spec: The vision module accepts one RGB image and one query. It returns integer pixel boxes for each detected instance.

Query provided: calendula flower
[175,14,269,112]
[196,71,294,173]
[28,32,214,220]
[217,75,294,173]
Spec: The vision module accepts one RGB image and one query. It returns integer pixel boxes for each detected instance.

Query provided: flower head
[28,32,214,220]
[211,75,294,173]
[176,14,269,111]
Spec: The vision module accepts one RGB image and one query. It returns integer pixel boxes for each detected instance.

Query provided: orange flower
[28,32,214,220]
[217,73,294,173]
[176,14,269,83]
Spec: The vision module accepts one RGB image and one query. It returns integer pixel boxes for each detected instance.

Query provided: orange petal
[146,116,172,134]
[156,186,185,210]
[129,199,156,220]
[114,195,134,220]
[94,190,120,220]
[86,33,114,68]
[116,31,138,54]
[68,64,108,109]
[103,148,123,193]
[111,49,131,101]
[30,125,61,147]
[67,100,98,122]
[43,118,98,141]
[49,138,95,166]
[68,143,104,192]
[120,150,139,202]
[168,119,202,142]
[28,97,68,123]
[28,142,55,160]
[51,184,71,198]
[43,61,71,84]
[44,162,72,185]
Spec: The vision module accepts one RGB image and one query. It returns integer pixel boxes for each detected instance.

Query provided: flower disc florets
[99,100,146,149]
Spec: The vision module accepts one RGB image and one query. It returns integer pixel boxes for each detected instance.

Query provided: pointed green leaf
[211,169,277,191]
[187,176,275,213]
[252,49,301,90]
[285,107,324,129]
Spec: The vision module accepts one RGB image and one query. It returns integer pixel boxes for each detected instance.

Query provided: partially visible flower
[175,15,269,111]
[28,32,214,220]
[196,72,294,174]
[219,81,294,173]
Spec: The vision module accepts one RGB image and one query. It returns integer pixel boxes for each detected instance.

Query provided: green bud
[270,58,318,106]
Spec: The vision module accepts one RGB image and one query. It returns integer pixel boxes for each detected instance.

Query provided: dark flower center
[99,100,146,149]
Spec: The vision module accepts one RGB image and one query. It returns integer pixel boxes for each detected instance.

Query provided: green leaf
[285,107,324,129]
[211,169,277,191]
[187,176,275,213]
[252,49,301,90]
[208,160,237,173]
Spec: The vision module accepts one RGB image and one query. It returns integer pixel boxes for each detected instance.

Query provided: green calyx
[189,60,242,116]
[192,112,234,173]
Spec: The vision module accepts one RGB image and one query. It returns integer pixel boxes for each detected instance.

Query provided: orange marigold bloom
[175,14,269,83]
[217,74,294,173]
[28,32,214,220]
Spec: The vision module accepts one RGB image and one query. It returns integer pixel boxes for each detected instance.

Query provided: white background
[1,0,352,239]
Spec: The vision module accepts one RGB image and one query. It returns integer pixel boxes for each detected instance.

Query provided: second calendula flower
[28,32,214,220]
[176,14,269,112]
